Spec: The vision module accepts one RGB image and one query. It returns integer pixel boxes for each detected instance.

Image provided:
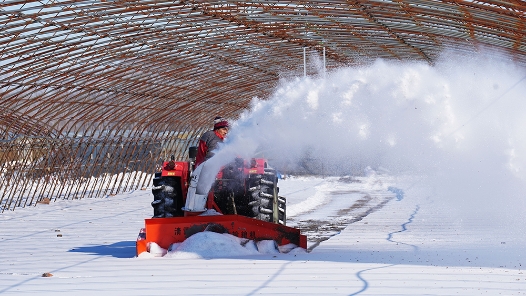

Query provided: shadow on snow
[69,241,136,258]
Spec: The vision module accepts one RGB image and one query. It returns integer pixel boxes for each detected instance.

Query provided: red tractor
[136,147,306,256]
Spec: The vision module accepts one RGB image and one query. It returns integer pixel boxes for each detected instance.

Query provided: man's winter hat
[213,116,229,130]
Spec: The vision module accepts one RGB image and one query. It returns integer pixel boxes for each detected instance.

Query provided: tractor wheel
[151,175,180,218]
[247,168,285,225]
[264,168,281,224]
[278,196,286,225]
[151,172,163,217]
[249,184,273,222]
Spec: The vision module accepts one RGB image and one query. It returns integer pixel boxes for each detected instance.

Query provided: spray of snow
[203,49,526,235]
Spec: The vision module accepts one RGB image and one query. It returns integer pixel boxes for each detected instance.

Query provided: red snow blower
[136,147,306,256]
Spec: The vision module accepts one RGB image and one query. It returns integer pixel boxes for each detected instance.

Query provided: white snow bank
[286,182,331,217]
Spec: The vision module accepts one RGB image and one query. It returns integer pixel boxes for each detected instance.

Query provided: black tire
[151,172,163,217]
[264,168,280,224]
[213,163,286,225]
[246,167,285,224]
[249,183,273,222]
[151,175,181,218]
[277,196,286,225]
[152,172,162,187]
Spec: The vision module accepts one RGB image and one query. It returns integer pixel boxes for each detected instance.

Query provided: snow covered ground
[1,173,524,295]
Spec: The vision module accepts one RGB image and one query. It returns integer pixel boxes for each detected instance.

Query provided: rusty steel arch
[1,0,525,212]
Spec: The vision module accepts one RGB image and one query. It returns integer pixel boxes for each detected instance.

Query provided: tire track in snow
[246,262,293,295]
[349,205,420,295]
[285,176,396,251]
[386,205,420,252]
[302,193,394,251]
[349,264,396,296]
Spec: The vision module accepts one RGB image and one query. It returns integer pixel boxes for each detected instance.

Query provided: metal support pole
[303,47,307,77]
[323,47,326,76]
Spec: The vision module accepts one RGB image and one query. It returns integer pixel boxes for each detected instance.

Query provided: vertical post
[303,47,306,77]
[323,47,326,77]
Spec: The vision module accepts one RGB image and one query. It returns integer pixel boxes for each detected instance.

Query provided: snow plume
[209,49,526,233]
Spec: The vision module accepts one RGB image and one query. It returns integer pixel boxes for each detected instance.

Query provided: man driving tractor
[195,116,229,167]
[184,116,229,213]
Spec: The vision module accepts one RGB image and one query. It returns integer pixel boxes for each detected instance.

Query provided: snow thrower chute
[136,147,306,256]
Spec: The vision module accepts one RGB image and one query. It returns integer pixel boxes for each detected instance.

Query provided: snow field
[1,175,525,295]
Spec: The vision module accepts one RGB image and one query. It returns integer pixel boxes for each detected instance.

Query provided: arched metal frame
[1,0,525,211]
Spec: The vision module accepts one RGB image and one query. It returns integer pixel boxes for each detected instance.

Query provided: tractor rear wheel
[278,196,286,225]
[247,168,285,225]
[249,183,273,222]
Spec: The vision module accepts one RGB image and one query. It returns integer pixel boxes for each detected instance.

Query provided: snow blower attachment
[136,147,306,256]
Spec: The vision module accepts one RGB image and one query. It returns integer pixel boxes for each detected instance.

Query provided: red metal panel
[137,215,307,256]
